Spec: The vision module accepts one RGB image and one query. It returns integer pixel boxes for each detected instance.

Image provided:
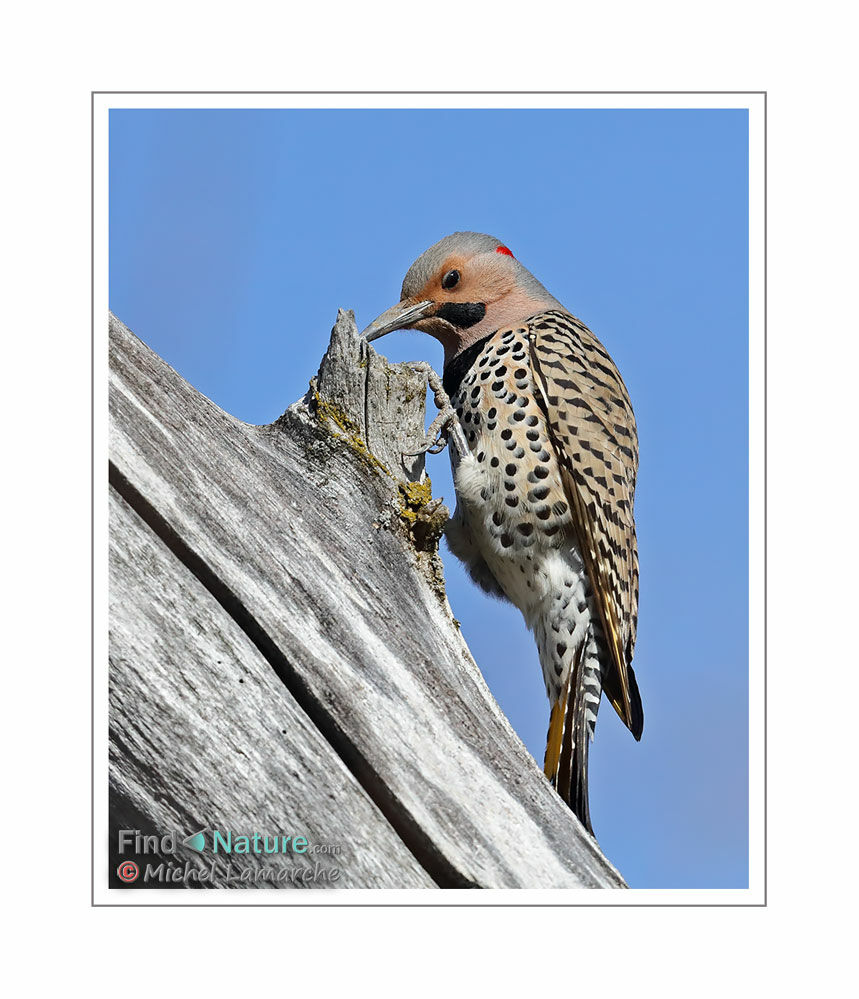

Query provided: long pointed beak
[361,299,435,342]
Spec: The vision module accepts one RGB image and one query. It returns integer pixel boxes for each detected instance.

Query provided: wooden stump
[108,309,626,890]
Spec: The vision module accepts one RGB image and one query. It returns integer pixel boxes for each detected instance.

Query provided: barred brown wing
[527,310,642,736]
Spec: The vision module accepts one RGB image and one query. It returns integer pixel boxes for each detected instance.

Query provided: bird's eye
[442,269,460,290]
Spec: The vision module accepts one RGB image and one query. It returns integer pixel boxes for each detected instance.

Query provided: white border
[93,91,765,906]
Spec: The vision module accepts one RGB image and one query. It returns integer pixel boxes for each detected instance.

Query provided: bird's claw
[402,408,458,458]
[402,362,470,465]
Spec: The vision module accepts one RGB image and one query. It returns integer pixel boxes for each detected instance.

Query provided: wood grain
[110,490,434,889]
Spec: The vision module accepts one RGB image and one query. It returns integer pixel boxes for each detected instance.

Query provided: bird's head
[361,232,562,364]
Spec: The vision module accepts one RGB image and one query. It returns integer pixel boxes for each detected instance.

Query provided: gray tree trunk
[108,309,627,890]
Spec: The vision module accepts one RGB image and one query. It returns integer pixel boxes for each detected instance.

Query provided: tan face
[362,248,553,362]
[406,252,517,349]
[412,252,516,309]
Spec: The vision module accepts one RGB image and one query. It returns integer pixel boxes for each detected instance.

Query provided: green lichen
[313,390,360,437]
[397,477,447,553]
[398,478,433,511]
[396,476,450,603]
[312,390,392,479]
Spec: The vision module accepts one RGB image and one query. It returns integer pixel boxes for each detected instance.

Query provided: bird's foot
[401,362,469,464]
[402,409,456,456]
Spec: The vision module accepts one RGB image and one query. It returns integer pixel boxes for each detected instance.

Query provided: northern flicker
[361,232,643,835]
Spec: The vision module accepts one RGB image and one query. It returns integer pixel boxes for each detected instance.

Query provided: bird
[361,232,642,835]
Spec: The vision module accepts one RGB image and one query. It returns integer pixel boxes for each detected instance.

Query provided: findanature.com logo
[114,828,343,886]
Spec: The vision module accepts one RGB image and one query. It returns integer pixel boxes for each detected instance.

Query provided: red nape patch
[495,245,514,257]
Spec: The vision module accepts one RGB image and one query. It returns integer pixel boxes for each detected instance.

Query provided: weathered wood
[110,490,434,889]
[108,309,627,889]
[313,310,429,482]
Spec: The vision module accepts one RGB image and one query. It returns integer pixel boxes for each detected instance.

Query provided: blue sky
[110,108,749,889]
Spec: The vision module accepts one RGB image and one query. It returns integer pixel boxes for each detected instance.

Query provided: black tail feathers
[627,665,644,741]
[549,657,643,836]
[548,647,596,836]
[559,675,594,835]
